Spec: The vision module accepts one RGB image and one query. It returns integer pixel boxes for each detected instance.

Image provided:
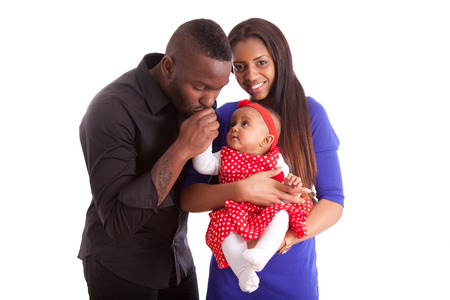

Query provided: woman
[181,18,344,299]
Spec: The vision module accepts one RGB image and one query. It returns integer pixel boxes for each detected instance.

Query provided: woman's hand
[236,168,310,207]
[181,168,311,213]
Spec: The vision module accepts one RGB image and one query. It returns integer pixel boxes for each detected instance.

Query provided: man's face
[167,54,231,118]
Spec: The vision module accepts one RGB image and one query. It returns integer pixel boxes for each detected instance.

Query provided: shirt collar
[136,53,171,115]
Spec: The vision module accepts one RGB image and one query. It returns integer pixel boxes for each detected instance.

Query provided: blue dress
[183,97,344,299]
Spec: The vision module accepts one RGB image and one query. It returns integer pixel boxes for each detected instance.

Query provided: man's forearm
[151,143,190,207]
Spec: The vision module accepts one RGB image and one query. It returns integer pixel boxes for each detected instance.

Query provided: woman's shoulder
[215,100,243,126]
[306,96,340,150]
[307,96,333,126]
[216,100,240,115]
[307,96,327,117]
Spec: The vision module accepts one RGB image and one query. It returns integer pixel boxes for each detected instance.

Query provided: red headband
[237,99,278,152]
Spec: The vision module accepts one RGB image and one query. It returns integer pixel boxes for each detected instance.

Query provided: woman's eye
[257,60,267,66]
[233,65,244,72]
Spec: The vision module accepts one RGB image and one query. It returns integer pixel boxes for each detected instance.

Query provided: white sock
[222,233,260,293]
[243,210,289,271]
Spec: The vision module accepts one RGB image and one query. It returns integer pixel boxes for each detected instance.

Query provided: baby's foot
[243,248,271,272]
[239,269,260,293]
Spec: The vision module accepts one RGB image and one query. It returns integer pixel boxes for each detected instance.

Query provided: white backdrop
[1,1,449,299]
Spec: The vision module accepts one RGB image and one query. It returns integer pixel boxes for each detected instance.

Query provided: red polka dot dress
[206,146,313,269]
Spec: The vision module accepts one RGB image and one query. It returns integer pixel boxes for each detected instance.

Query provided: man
[78,19,232,299]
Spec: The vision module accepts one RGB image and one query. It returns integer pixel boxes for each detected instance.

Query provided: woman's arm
[280,98,344,245]
[247,199,343,250]
[289,199,343,244]
[181,182,242,212]
[180,168,308,212]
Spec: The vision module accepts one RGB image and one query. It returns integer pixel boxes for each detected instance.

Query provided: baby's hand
[284,173,302,187]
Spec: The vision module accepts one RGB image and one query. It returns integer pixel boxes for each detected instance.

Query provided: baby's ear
[260,134,275,148]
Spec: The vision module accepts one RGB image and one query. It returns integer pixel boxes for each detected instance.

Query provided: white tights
[221,210,289,293]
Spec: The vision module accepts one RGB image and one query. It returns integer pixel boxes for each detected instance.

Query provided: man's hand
[176,108,219,160]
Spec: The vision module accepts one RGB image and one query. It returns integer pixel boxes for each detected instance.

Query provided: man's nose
[200,91,218,108]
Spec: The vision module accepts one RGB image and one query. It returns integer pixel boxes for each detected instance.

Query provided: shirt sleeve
[308,97,344,206]
[80,100,158,240]
[192,144,222,175]
[276,153,291,177]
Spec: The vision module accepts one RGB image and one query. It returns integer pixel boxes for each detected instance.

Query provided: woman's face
[231,38,276,102]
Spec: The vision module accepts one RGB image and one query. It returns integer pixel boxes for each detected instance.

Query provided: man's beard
[167,79,191,118]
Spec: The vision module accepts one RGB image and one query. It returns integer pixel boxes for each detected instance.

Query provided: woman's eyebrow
[233,55,269,64]
[253,55,267,61]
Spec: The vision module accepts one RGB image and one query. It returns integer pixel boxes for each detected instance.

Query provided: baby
[193,100,313,293]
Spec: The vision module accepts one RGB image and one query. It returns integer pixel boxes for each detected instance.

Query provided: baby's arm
[277,154,302,188]
[277,154,290,177]
[284,173,302,187]
[192,144,222,175]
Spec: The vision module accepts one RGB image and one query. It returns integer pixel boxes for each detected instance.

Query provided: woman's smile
[248,81,266,94]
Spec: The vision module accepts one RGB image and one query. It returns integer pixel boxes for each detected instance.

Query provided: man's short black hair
[166,19,232,62]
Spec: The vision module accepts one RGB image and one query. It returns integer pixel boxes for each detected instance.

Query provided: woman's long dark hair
[228,18,317,189]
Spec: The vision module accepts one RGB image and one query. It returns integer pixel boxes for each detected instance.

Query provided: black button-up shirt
[78,53,194,289]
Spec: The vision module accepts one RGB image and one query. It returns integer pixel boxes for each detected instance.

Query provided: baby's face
[226,106,271,155]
